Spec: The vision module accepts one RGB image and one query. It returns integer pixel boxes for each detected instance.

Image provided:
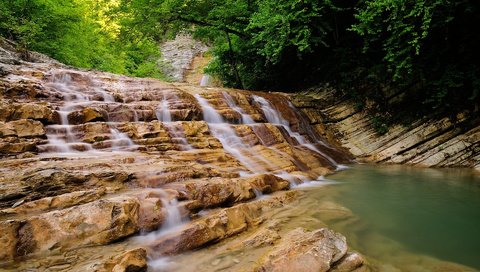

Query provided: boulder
[330,252,367,272]
[0,197,139,260]
[255,228,349,272]
[0,119,45,138]
[109,248,148,272]
[12,103,54,123]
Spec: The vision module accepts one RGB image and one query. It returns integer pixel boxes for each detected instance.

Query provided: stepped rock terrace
[0,47,364,271]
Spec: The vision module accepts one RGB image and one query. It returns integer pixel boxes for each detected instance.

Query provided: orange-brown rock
[179,174,289,209]
[0,119,45,138]
[0,197,139,261]
[255,227,349,272]
[148,191,299,257]
[104,248,148,272]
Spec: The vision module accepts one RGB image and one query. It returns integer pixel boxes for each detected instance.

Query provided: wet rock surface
[0,42,355,270]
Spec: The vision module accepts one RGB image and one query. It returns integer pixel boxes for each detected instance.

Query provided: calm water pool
[314,165,480,270]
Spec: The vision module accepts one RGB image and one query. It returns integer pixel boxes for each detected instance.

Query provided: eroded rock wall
[291,88,480,170]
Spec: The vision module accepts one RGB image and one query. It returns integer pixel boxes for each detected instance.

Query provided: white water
[194,94,223,123]
[194,94,270,173]
[109,127,135,151]
[156,95,192,150]
[135,189,188,243]
[252,95,341,168]
[164,122,193,151]
[43,73,93,153]
[200,75,212,87]
[41,72,137,154]
[156,96,172,122]
[222,91,255,124]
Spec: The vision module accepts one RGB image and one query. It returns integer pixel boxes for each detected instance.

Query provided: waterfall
[134,189,188,243]
[42,73,94,153]
[164,122,193,151]
[109,127,135,151]
[194,94,270,173]
[40,71,137,154]
[222,91,255,124]
[252,95,341,168]
[156,96,172,122]
[200,75,212,87]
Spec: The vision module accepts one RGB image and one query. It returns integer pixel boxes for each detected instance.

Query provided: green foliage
[0,0,164,79]
[351,0,444,81]
[352,0,479,114]
[1,0,478,120]
[371,115,389,135]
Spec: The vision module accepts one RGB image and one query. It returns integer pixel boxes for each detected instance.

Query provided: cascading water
[195,94,256,169]
[164,122,193,151]
[135,189,188,244]
[252,95,343,169]
[42,73,94,153]
[200,74,212,87]
[222,91,255,124]
[41,72,137,154]
[194,94,274,174]
[155,94,192,150]
[109,126,135,151]
[156,96,172,122]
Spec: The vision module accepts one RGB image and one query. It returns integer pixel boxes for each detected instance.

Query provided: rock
[0,197,139,260]
[17,168,88,201]
[255,228,348,272]
[66,107,107,124]
[330,252,366,272]
[0,220,22,260]
[238,228,281,249]
[0,119,45,138]
[180,174,290,209]
[0,189,106,215]
[12,103,54,123]
[0,141,38,154]
[136,195,164,231]
[291,89,480,169]
[111,248,147,272]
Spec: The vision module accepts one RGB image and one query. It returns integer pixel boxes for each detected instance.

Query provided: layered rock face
[159,34,209,82]
[292,89,480,170]
[0,42,361,271]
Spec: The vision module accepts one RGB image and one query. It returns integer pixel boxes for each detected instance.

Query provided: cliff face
[159,34,209,83]
[291,88,480,171]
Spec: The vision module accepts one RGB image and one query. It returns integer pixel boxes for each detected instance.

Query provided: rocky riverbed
[0,40,366,271]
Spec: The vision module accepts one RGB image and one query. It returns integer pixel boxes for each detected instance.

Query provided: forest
[1,0,479,122]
